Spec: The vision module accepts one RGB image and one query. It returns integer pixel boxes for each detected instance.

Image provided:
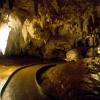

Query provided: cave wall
[0,0,100,58]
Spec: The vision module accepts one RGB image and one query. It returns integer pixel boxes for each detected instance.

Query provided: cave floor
[0,56,99,100]
[0,56,44,96]
[0,56,64,97]
[0,57,36,93]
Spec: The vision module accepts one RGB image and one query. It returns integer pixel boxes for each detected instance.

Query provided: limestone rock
[66,49,79,61]
[0,0,100,58]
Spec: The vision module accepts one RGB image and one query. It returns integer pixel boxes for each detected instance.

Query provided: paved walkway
[0,57,64,100]
[0,57,44,100]
[0,65,19,95]
[1,64,53,100]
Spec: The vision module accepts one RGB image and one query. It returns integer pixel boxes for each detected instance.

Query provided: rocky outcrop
[0,0,100,58]
[39,60,100,100]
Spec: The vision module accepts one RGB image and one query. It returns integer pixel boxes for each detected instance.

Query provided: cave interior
[0,0,100,100]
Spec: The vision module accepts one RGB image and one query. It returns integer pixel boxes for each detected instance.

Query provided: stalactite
[0,0,4,8]
[34,0,38,16]
[8,0,14,9]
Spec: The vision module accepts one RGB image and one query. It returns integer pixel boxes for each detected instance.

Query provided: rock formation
[0,0,100,58]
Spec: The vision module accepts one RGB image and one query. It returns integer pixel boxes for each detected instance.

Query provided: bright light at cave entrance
[0,24,11,55]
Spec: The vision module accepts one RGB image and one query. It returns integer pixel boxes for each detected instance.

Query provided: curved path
[1,64,55,100]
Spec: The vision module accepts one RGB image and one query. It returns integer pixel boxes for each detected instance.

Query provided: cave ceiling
[0,0,100,59]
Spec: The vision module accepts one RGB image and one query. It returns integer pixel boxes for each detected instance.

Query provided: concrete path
[0,57,44,100]
[0,66,19,95]
[1,64,54,100]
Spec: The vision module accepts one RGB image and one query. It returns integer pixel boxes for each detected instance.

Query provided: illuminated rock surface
[40,59,100,100]
[0,0,99,58]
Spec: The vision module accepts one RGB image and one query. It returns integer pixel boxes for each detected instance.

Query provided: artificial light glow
[0,24,11,55]
[97,47,100,54]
